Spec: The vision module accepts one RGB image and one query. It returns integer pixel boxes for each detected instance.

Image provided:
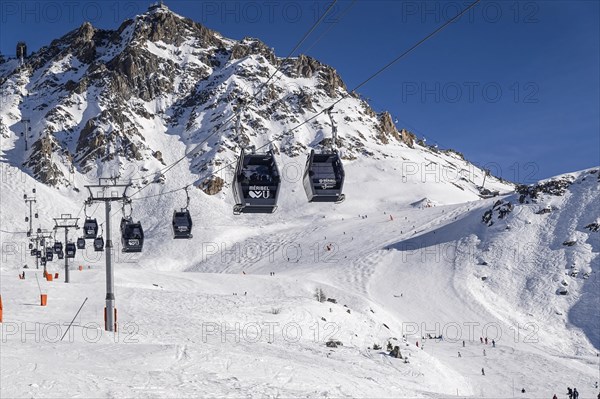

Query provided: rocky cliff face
[0,4,495,194]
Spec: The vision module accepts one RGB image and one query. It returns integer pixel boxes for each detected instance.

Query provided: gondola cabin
[65,243,76,258]
[53,242,63,254]
[121,217,144,253]
[232,149,280,214]
[83,218,98,239]
[93,237,104,252]
[172,210,193,239]
[303,150,345,203]
[46,248,53,261]
[77,237,86,249]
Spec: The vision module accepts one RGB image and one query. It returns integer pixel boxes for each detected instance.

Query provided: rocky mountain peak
[0,5,509,198]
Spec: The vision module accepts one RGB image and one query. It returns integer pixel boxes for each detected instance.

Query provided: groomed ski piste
[1,157,598,398]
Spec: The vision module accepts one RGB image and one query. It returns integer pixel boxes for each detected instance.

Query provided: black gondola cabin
[121,217,144,253]
[232,149,280,214]
[303,150,345,203]
[172,210,193,239]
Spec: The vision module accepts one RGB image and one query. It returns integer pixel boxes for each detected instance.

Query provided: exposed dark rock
[199,176,225,195]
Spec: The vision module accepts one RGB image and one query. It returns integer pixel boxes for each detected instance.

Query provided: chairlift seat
[232,149,280,214]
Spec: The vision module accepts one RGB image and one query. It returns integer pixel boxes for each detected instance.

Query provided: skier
[552,395,557,399]
[492,339,496,348]
[485,337,488,345]
[480,337,483,344]
[483,349,486,356]
[416,341,419,348]
[458,351,461,358]
[573,388,579,399]
[481,367,485,376]
[462,340,465,347]
[567,387,573,399]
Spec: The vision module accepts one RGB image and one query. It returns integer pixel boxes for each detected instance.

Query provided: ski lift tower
[23,188,36,238]
[35,229,54,275]
[85,179,131,332]
[21,118,30,150]
[53,214,79,283]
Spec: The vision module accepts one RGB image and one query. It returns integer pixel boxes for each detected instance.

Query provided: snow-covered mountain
[0,3,509,198]
[0,4,598,398]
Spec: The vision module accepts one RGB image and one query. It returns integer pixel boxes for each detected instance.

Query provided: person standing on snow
[567,387,573,399]
[481,367,485,376]
[573,388,579,399]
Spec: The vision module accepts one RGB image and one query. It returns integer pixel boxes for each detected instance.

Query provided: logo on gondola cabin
[249,185,271,199]
[318,178,336,189]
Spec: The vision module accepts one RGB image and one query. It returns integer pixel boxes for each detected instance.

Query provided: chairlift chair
[172,209,193,239]
[121,217,144,253]
[232,149,281,215]
[65,243,76,258]
[303,149,345,203]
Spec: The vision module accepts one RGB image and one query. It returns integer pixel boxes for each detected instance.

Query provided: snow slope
[0,4,598,398]
[1,166,598,398]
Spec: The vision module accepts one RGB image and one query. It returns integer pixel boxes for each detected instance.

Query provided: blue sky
[1,0,598,182]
